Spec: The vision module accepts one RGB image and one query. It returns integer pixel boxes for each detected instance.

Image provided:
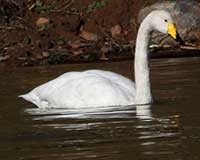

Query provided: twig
[0,23,29,30]
[53,0,74,13]
[180,45,200,50]
[0,26,15,30]
[97,24,121,48]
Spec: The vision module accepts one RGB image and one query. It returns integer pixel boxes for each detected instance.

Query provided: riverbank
[0,0,200,68]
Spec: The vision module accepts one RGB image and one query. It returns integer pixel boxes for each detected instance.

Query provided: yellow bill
[168,23,177,39]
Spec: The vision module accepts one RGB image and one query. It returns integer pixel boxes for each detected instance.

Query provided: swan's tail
[19,93,42,108]
[19,94,32,102]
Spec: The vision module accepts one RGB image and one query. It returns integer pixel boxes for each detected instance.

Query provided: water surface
[0,57,200,160]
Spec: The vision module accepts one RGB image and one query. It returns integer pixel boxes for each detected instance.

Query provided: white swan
[19,10,177,108]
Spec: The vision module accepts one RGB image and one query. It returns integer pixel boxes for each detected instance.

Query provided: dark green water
[0,57,200,160]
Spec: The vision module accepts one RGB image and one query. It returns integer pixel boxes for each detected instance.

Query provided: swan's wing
[85,70,136,93]
[20,70,135,108]
[19,71,82,108]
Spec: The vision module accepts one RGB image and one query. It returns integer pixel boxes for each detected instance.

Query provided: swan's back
[20,70,135,108]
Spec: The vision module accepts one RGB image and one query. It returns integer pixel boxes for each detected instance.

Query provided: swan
[19,10,177,108]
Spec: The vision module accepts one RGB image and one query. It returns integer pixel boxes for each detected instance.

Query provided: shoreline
[0,47,200,71]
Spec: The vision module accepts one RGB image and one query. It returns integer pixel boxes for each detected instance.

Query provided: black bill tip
[176,32,185,45]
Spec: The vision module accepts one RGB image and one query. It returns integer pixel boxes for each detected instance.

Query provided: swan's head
[147,10,177,39]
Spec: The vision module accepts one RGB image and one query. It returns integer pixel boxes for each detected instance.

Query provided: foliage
[87,0,110,13]
[31,0,58,14]
[23,36,32,44]
[39,23,54,31]
[56,37,65,45]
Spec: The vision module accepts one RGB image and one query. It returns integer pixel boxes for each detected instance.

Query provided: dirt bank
[0,0,199,67]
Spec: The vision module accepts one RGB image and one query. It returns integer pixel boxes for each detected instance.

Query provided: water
[0,57,200,160]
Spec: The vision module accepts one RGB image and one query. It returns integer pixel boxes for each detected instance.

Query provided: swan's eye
[164,19,168,22]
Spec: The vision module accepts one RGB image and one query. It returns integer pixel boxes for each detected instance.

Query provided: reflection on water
[136,105,152,120]
[0,57,200,160]
[24,104,181,159]
[25,105,151,121]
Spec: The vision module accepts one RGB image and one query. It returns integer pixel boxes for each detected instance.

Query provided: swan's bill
[168,23,177,39]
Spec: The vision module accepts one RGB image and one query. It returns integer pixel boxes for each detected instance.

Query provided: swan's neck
[134,18,153,104]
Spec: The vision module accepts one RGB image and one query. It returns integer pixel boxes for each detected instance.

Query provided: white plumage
[20,10,177,108]
[20,70,135,108]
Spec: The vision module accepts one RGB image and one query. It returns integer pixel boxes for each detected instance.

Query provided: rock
[0,55,10,62]
[101,46,110,53]
[42,52,49,58]
[35,53,43,60]
[100,46,109,61]
[72,50,83,56]
[110,25,122,38]
[69,40,86,49]
[36,17,50,27]
[80,30,98,41]
[100,53,109,61]
[138,0,200,45]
